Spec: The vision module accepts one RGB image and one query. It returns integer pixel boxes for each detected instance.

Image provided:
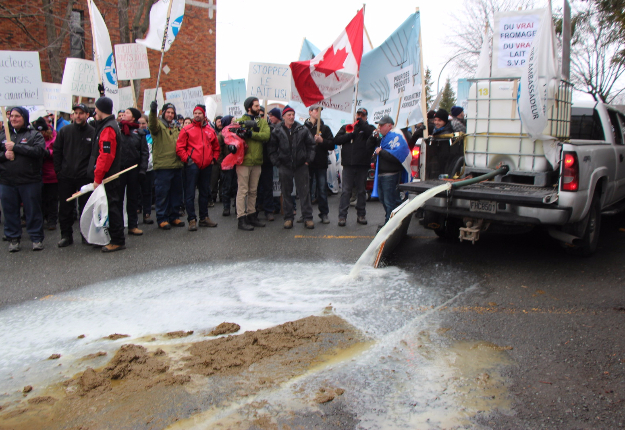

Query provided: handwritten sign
[205,94,222,118]
[247,62,291,101]
[0,51,43,106]
[114,43,150,80]
[41,83,72,113]
[118,87,134,111]
[143,87,164,112]
[61,58,99,98]
[492,9,543,78]
[220,79,246,118]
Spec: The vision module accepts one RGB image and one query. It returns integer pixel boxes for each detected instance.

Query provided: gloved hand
[150,101,158,113]
[228,144,237,154]
[98,83,105,96]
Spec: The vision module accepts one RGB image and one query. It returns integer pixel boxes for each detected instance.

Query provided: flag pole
[87,0,103,86]
[417,7,428,139]
[154,0,175,101]
[352,4,366,122]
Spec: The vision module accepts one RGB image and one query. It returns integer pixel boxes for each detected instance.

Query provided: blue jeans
[184,163,212,221]
[0,182,44,242]
[309,167,329,216]
[377,172,402,223]
[154,168,183,224]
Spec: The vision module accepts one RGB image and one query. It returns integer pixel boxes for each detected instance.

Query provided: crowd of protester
[0,94,466,252]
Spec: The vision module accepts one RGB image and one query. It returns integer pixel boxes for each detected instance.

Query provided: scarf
[119,120,139,136]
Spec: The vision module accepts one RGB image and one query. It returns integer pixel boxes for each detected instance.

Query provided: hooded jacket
[148,111,182,170]
[175,120,220,169]
[234,114,270,167]
[268,121,315,170]
[333,118,377,167]
[0,124,46,186]
[303,118,335,170]
[54,121,95,180]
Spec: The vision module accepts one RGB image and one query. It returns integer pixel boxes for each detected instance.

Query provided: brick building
[0,0,216,108]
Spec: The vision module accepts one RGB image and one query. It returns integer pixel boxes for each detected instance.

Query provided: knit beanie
[282,105,295,116]
[10,107,30,125]
[33,116,49,132]
[161,103,176,120]
[221,115,234,128]
[434,109,449,124]
[244,96,258,112]
[128,107,142,122]
[268,107,282,120]
[450,106,464,117]
[95,97,113,115]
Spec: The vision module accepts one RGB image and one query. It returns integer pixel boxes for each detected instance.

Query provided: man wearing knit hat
[0,107,47,252]
[450,106,466,133]
[118,107,149,236]
[148,100,185,230]
[175,104,220,231]
[88,97,125,252]
[232,96,270,231]
[268,105,316,229]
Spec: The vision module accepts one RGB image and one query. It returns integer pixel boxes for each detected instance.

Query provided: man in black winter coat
[333,107,376,226]
[54,103,96,247]
[268,105,315,230]
[304,106,334,224]
[0,107,47,252]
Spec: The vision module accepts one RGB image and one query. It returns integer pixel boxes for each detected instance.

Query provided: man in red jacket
[175,104,220,231]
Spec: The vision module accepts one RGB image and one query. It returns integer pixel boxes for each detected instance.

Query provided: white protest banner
[143,87,164,112]
[118,87,134,111]
[180,86,204,118]
[205,94,222,117]
[90,0,119,111]
[0,51,43,106]
[492,9,543,78]
[42,83,72,113]
[114,43,151,80]
[204,96,217,121]
[247,62,292,101]
[61,58,99,98]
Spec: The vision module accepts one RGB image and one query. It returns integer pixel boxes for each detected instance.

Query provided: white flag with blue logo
[136,0,185,53]
[90,0,119,113]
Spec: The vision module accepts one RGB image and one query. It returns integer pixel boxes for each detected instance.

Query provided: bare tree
[569,4,625,103]
[445,0,536,77]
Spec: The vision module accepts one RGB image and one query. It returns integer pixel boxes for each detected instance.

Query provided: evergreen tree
[424,67,434,109]
[439,79,456,112]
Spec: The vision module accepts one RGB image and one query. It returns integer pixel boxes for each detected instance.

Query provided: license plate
[470,200,497,214]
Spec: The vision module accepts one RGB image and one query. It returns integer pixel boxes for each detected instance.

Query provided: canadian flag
[290,9,364,107]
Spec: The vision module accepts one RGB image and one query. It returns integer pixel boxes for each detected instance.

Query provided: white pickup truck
[399,79,625,256]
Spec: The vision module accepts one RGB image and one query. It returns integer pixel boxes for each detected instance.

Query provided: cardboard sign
[220,79,246,118]
[114,43,151,80]
[143,87,164,112]
[42,83,72,113]
[61,58,99,98]
[247,62,292,101]
[492,9,544,78]
[118,87,135,111]
[0,51,44,106]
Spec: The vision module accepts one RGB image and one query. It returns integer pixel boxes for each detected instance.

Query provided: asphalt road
[1,193,624,428]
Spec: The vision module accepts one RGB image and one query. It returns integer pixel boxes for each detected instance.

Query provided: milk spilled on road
[350,182,452,277]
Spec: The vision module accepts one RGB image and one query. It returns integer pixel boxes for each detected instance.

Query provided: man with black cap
[450,106,467,133]
[118,107,149,236]
[334,107,376,226]
[268,105,316,229]
[232,96,270,231]
[176,104,220,231]
[88,96,125,252]
[0,107,47,252]
[304,106,335,224]
[148,100,185,230]
[54,103,96,247]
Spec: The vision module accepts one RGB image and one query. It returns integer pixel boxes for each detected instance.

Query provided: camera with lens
[234,119,258,138]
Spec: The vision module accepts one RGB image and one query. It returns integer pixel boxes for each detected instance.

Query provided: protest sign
[205,94,222,118]
[61,58,99,98]
[220,79,246,118]
[115,43,150,80]
[118,87,135,111]
[177,86,205,118]
[247,62,291,101]
[42,83,72,113]
[457,78,471,112]
[0,51,43,106]
[492,9,543,78]
[143,87,164,112]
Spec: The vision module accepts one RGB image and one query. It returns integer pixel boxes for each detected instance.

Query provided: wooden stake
[316,107,322,135]
[130,80,138,109]
[54,111,58,130]
[1,106,11,141]
[66,164,138,201]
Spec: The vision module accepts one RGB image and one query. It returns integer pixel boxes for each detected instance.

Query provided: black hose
[450,165,510,189]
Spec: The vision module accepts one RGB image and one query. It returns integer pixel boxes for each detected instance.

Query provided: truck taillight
[562,152,579,191]
[412,148,420,158]
[411,146,420,178]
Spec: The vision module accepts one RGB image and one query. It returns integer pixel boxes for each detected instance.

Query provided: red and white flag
[290,9,364,107]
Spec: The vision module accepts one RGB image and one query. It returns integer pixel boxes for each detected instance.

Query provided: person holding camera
[175,104,220,231]
[232,97,270,231]
[333,107,376,227]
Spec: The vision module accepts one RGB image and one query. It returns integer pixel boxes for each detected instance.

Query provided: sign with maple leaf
[314,47,349,80]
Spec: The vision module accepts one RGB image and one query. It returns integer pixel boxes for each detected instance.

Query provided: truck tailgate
[399,180,559,206]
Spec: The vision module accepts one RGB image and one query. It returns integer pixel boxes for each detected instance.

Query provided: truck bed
[399,180,559,206]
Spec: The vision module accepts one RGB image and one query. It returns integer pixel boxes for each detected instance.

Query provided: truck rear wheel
[565,193,601,257]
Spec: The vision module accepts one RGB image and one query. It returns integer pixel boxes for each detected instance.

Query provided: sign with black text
[61,58,99,98]
[0,51,43,106]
